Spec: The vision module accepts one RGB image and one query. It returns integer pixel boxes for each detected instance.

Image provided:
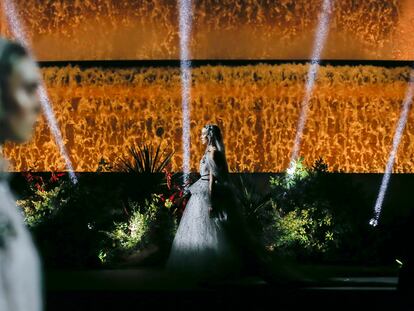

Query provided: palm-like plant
[231,174,272,239]
[119,142,174,174]
[234,174,271,217]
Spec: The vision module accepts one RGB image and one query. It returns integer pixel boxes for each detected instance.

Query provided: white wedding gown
[0,173,42,311]
[166,150,241,279]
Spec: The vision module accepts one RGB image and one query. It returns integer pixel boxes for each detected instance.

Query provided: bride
[166,124,242,280]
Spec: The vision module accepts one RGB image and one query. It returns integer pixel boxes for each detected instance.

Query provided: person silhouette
[0,37,43,311]
[167,124,307,286]
[166,124,242,281]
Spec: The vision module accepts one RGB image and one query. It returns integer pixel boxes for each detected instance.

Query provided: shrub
[17,172,67,228]
[118,142,173,174]
[231,174,272,238]
[116,142,174,205]
[98,194,177,265]
[264,201,335,258]
[266,157,338,260]
[19,171,127,269]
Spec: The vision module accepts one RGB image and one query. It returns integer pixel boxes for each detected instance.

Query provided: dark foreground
[45,267,413,310]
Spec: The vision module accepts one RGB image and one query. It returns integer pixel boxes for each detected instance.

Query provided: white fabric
[166,151,240,278]
[0,178,42,311]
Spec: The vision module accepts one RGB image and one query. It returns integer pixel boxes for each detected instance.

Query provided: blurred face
[201,128,208,145]
[2,56,41,143]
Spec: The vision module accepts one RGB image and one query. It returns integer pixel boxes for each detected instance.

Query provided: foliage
[16,159,184,268]
[18,185,62,228]
[18,170,128,269]
[264,201,335,257]
[98,194,177,265]
[17,172,67,228]
[117,142,174,205]
[233,174,272,217]
[15,154,378,267]
[119,142,174,174]
[265,157,338,260]
[159,169,195,219]
[231,174,272,236]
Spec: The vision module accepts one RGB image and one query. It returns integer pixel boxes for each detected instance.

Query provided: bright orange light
[3,63,414,173]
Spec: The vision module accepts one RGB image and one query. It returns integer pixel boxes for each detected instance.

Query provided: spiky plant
[120,142,174,174]
[118,142,174,210]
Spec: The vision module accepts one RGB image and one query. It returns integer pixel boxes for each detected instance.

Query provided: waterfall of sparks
[370,70,414,227]
[288,0,333,173]
[2,0,77,183]
[178,0,192,187]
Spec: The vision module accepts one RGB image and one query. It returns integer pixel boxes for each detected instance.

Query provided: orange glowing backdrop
[0,0,412,61]
[0,0,414,173]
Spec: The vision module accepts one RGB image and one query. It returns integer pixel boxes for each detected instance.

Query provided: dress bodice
[199,152,209,176]
[188,150,230,195]
[188,152,210,195]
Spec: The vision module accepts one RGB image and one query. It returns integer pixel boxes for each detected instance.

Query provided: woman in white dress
[0,37,43,311]
[166,124,242,280]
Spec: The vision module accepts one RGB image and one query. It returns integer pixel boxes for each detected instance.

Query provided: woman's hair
[204,124,225,152]
[0,38,29,109]
[204,124,229,177]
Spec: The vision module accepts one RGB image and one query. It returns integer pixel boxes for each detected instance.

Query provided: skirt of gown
[166,177,241,280]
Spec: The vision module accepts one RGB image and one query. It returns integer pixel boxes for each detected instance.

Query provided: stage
[45,267,405,310]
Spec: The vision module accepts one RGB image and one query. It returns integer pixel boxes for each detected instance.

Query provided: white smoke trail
[289,0,333,172]
[2,0,77,184]
[178,0,192,187]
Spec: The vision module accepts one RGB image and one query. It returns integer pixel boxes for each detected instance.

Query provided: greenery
[265,158,337,260]
[264,201,335,256]
[118,142,174,174]
[229,158,339,261]
[117,141,174,205]
[17,172,68,228]
[231,174,272,241]
[14,149,387,268]
[15,144,181,268]
[18,185,62,228]
[98,194,177,265]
